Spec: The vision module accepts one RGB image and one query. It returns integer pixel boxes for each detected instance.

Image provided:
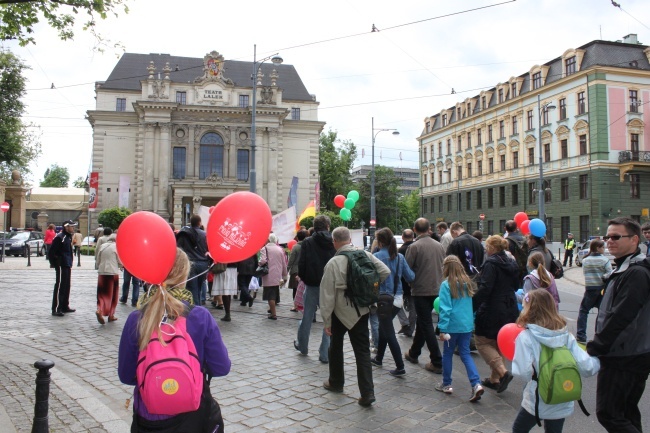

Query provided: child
[512,289,600,433]
[435,256,484,402]
[523,252,560,309]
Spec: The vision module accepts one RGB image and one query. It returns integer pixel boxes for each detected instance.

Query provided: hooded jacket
[298,230,336,287]
[473,251,520,339]
[446,232,484,276]
[513,324,600,420]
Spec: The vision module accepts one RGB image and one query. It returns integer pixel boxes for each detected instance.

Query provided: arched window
[199,132,224,179]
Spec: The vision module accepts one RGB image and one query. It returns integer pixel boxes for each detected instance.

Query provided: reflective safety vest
[565,239,576,250]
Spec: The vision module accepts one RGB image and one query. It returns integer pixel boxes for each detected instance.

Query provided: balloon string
[168,267,211,291]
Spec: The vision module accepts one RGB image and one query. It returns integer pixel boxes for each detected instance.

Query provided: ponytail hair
[529,252,551,288]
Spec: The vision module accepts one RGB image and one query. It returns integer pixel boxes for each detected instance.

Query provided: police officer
[563,233,576,267]
[50,220,77,316]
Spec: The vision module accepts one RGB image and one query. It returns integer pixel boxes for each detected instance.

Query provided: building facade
[350,165,420,196]
[418,36,650,242]
[87,50,324,226]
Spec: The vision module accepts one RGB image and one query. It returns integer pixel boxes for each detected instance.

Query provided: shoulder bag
[377,257,400,319]
[255,247,269,277]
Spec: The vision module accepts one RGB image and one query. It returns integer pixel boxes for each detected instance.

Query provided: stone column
[267,128,278,212]
[142,123,155,210]
[158,123,171,220]
[188,125,196,178]
[37,211,48,231]
[77,211,88,237]
[194,127,201,178]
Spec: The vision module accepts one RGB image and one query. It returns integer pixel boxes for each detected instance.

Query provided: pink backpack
[136,316,203,415]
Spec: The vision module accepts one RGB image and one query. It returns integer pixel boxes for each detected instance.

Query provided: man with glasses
[587,217,650,433]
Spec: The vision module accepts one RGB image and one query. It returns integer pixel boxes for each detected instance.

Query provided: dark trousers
[376,306,404,369]
[186,261,210,306]
[596,365,649,432]
[576,286,602,342]
[51,266,71,313]
[237,274,253,304]
[512,407,565,433]
[120,269,141,306]
[562,249,574,266]
[328,313,374,398]
[408,295,442,367]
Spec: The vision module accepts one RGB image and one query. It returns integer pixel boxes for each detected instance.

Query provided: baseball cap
[568,233,573,236]
[63,220,78,227]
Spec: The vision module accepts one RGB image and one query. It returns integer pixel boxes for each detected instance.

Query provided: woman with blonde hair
[118,248,231,432]
[473,235,520,394]
[523,252,560,309]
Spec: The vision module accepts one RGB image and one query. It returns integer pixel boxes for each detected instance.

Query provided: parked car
[575,239,615,267]
[81,236,96,247]
[0,230,45,257]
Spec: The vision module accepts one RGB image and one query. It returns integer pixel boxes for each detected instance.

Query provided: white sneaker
[469,383,484,402]
[435,383,453,394]
[370,347,378,354]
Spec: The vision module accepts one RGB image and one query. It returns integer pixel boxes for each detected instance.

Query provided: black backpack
[338,250,381,316]
[507,237,529,283]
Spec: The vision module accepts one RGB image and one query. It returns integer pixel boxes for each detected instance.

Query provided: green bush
[298,212,344,230]
[98,206,132,230]
[80,246,95,256]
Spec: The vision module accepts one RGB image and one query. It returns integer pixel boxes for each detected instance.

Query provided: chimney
[622,34,639,44]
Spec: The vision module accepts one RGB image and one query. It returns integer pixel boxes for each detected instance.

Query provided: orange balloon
[497,323,525,361]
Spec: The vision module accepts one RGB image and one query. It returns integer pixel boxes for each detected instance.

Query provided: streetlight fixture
[370,117,399,238]
[250,44,283,194]
[444,165,460,222]
[536,94,556,225]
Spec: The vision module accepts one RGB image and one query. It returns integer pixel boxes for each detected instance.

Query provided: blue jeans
[186,260,210,306]
[576,286,602,342]
[376,306,404,369]
[512,407,565,433]
[120,269,141,305]
[441,332,480,387]
[296,284,330,361]
[369,310,379,349]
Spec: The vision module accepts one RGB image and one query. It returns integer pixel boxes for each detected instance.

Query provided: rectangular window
[423,199,428,214]
[561,177,569,201]
[439,170,443,185]
[457,107,462,119]
[578,92,586,114]
[477,190,483,209]
[477,129,482,145]
[579,174,589,199]
[116,98,126,111]
[546,217,554,241]
[566,56,576,76]
[457,192,461,213]
[199,144,224,179]
[579,135,587,155]
[423,147,427,162]
[426,121,431,133]
[439,196,443,212]
[559,98,567,120]
[467,132,471,148]
[513,151,519,169]
[467,163,472,178]
[237,149,249,181]
[457,165,462,181]
[291,107,301,120]
[488,125,493,142]
[176,91,187,105]
[172,147,186,179]
[478,160,483,176]
[447,139,451,155]
[580,215,590,243]
[457,136,462,152]
[239,94,249,108]
[498,88,504,103]
[500,155,506,171]
[630,174,640,199]
[438,142,442,157]
[544,143,551,162]
[528,182,535,204]
[466,192,472,210]
[561,217,570,242]
[631,133,640,160]
[512,116,518,134]
[482,96,487,110]
[422,174,427,187]
[499,120,505,139]
[468,103,472,115]
[512,184,519,206]
[532,72,542,89]
[544,180,552,203]
[467,222,472,232]
[527,110,534,130]
[431,197,435,213]
[488,188,494,208]
[511,82,517,98]
[499,186,506,207]
[561,139,568,159]
[528,147,535,166]
[630,90,638,113]
[442,114,447,126]
[489,157,494,174]
[542,106,550,125]
[447,195,452,212]
[488,220,494,236]
[431,145,435,160]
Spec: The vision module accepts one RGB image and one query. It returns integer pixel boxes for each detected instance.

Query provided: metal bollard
[77,247,81,267]
[32,359,55,433]
[26,244,31,267]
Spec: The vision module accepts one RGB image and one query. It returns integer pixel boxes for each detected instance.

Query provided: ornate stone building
[418,36,650,242]
[87,50,324,226]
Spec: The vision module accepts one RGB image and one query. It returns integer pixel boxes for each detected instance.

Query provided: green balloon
[344,198,356,210]
[433,297,440,314]
[340,208,351,221]
[347,190,360,202]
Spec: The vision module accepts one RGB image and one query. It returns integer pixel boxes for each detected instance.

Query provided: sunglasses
[603,235,634,241]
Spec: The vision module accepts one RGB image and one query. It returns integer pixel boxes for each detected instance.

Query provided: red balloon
[288,240,297,250]
[116,211,177,285]
[514,211,528,227]
[520,219,531,235]
[209,206,216,214]
[206,192,272,264]
[497,323,525,361]
[334,195,346,208]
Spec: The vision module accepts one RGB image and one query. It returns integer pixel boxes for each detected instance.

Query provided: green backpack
[338,250,381,316]
[533,344,589,426]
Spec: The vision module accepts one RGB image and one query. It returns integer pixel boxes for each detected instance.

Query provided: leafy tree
[397,190,420,232]
[0,50,41,182]
[0,0,130,49]
[352,165,401,233]
[298,211,344,231]
[40,164,70,187]
[98,206,132,229]
[319,130,356,213]
[72,176,87,188]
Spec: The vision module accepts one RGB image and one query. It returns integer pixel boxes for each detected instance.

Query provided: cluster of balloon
[334,190,360,221]
[513,211,546,238]
[497,323,525,361]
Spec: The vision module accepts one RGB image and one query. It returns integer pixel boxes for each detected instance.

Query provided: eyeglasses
[603,235,634,241]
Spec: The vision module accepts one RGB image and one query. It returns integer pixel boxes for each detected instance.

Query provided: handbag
[377,257,400,319]
[255,247,269,277]
[210,262,227,274]
[549,253,564,279]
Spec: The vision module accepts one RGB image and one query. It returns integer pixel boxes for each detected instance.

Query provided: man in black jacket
[447,222,484,277]
[396,229,416,337]
[176,215,210,306]
[587,217,650,433]
[49,220,77,316]
[295,215,336,363]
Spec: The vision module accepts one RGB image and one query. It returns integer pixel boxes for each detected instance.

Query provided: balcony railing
[619,151,650,163]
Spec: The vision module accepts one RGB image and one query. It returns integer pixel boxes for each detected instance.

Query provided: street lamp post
[370,117,399,238]
[250,44,283,194]
[537,95,556,224]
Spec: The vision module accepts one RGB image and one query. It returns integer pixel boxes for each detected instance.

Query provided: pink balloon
[116,212,177,285]
[288,240,297,250]
[520,220,531,235]
[514,212,528,227]
[206,192,272,264]
[497,323,525,361]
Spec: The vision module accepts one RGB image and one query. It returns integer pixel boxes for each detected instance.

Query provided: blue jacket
[373,248,414,297]
[437,279,475,333]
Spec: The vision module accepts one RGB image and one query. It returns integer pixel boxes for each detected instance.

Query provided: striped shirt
[582,253,612,287]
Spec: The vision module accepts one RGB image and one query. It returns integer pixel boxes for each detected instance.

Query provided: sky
[3,0,649,186]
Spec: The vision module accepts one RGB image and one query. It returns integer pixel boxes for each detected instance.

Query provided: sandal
[268,315,277,320]
[95,311,105,325]
[290,308,298,312]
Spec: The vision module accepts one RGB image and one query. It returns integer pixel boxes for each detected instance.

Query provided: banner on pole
[287,176,298,209]
[88,172,99,211]
[272,206,297,244]
[314,181,320,213]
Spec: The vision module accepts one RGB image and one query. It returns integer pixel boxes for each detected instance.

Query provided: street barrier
[31,359,55,433]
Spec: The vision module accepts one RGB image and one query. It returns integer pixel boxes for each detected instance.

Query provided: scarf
[136,285,194,309]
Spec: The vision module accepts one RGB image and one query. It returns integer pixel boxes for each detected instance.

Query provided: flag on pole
[287,176,298,209]
[296,200,316,231]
